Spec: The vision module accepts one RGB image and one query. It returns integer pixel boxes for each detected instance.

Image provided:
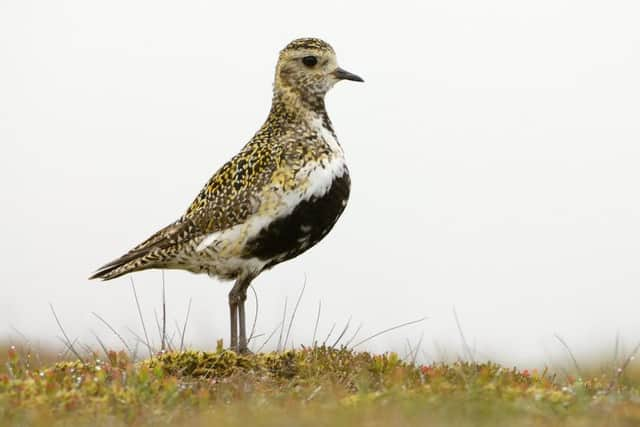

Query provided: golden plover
[90,38,363,353]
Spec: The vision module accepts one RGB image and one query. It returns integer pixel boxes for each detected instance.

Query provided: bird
[89,38,363,353]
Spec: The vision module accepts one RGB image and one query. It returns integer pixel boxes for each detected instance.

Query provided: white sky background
[1,0,639,366]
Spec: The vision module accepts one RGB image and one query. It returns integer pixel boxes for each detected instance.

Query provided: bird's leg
[238,294,247,353]
[228,280,242,352]
[237,276,254,353]
[229,301,238,352]
[228,275,255,353]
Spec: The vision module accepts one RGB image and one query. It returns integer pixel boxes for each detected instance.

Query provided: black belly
[243,172,351,269]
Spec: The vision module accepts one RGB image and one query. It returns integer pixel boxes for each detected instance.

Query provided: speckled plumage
[90,38,363,352]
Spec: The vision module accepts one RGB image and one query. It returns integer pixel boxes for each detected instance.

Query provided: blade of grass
[331,316,352,348]
[153,310,163,351]
[50,304,84,363]
[247,286,259,344]
[312,300,321,347]
[554,334,582,376]
[257,321,283,353]
[91,312,133,356]
[609,339,640,391]
[130,277,153,358]
[322,322,336,347]
[613,331,621,366]
[351,317,427,349]
[453,307,475,363]
[126,327,155,355]
[161,271,167,352]
[276,298,288,352]
[91,331,110,360]
[180,298,192,352]
[284,278,306,350]
[344,322,363,348]
[411,332,424,365]
[58,337,81,361]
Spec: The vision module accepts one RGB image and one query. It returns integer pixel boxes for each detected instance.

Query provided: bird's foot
[238,346,253,355]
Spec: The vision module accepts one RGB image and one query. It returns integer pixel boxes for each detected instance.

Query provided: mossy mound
[141,347,398,384]
[1,345,639,426]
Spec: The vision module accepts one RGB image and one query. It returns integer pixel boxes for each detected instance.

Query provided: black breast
[243,172,351,269]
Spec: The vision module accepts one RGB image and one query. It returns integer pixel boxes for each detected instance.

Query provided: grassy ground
[2,343,640,427]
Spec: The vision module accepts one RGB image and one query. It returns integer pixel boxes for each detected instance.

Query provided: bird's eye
[302,56,318,67]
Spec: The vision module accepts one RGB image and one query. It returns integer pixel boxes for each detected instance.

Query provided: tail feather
[89,219,199,281]
[89,232,169,281]
[89,251,156,280]
[89,264,127,281]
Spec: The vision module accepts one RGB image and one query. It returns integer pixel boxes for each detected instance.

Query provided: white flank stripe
[196,231,220,252]
[311,117,343,154]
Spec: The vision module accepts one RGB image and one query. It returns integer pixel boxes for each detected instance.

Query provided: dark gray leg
[229,286,238,351]
[238,296,247,352]
[238,275,254,353]
[228,275,254,353]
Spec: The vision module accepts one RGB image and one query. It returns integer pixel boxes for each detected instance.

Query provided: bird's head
[274,38,363,108]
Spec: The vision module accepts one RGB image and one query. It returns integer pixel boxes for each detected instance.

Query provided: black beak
[332,67,364,82]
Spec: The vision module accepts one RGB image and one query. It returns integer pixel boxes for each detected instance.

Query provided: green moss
[1,345,639,427]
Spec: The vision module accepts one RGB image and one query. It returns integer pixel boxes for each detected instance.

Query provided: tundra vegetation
[2,341,639,427]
